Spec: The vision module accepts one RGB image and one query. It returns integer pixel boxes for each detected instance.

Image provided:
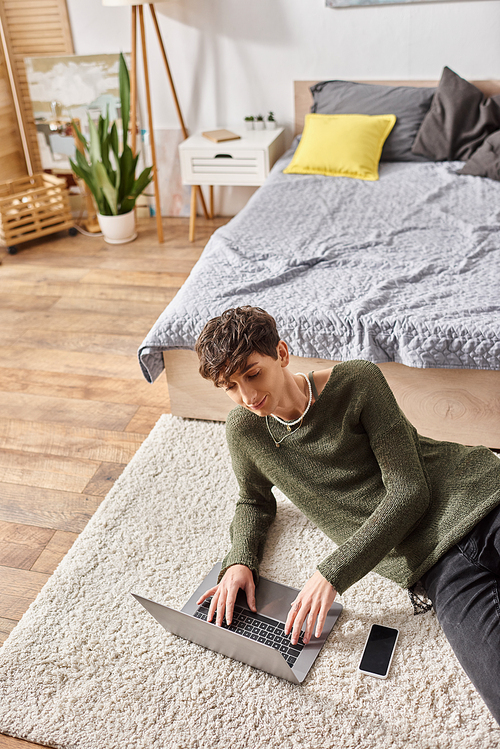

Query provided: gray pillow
[310,80,435,162]
[411,67,500,161]
[459,130,500,181]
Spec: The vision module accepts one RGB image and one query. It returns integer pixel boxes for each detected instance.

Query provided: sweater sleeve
[218,411,277,583]
[316,363,432,594]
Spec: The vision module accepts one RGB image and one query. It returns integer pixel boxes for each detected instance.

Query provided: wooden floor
[0,215,228,749]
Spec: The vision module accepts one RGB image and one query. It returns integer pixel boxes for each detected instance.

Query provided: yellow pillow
[283,113,397,181]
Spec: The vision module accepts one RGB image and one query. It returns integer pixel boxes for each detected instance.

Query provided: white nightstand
[179,127,286,241]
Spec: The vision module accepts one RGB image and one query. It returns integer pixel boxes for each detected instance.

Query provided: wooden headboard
[294,79,500,135]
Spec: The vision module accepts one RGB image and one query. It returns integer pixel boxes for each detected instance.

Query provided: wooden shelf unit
[0,172,73,250]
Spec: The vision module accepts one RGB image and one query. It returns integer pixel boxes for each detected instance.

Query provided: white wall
[66,0,500,214]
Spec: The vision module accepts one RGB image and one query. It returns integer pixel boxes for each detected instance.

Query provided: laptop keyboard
[194,598,305,668]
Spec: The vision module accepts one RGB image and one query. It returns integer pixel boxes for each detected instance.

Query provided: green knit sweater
[222,360,500,595]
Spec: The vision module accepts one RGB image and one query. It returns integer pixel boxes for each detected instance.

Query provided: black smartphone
[358,624,399,679]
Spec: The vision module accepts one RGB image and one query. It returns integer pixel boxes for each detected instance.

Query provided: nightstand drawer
[180,149,267,185]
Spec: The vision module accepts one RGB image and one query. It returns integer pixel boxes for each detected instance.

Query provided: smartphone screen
[358,624,399,679]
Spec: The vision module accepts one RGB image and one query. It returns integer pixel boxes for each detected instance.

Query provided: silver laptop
[132,561,342,684]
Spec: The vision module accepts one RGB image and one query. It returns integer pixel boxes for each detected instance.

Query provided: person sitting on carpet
[194,305,500,723]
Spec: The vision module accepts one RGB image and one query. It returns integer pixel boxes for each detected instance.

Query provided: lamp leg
[138,5,163,243]
[148,4,209,221]
[149,4,187,139]
[130,6,137,156]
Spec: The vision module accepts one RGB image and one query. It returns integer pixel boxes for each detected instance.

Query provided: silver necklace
[265,373,313,447]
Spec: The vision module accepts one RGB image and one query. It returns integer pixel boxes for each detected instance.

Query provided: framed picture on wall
[327,0,439,5]
[25,51,189,218]
[24,53,138,171]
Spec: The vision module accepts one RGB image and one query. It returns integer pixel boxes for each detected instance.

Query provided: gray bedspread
[138,151,500,383]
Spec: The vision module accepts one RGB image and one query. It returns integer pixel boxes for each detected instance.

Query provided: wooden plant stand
[0,172,75,254]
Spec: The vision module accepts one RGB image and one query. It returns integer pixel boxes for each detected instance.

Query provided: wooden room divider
[0,0,74,181]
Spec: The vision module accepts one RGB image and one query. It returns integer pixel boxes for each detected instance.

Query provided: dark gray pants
[421,504,500,725]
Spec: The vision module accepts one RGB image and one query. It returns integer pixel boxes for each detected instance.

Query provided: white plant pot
[254,121,265,130]
[97,211,137,244]
[244,121,254,130]
[266,120,277,130]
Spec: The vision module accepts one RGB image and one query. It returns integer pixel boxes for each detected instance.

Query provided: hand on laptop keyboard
[195,598,305,668]
[196,564,257,628]
[284,569,337,646]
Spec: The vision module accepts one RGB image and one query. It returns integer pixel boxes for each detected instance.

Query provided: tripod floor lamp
[102,0,208,243]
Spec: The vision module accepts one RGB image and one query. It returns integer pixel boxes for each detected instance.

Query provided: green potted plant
[244,115,254,131]
[254,114,264,131]
[69,53,153,244]
[266,111,277,130]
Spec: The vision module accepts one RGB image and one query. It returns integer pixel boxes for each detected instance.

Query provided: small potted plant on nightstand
[254,114,265,131]
[244,115,254,130]
[69,53,153,244]
[266,112,277,130]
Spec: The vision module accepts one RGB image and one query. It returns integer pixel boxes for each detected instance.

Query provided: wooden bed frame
[163,79,500,449]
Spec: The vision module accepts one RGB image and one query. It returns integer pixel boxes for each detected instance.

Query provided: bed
[139,73,500,449]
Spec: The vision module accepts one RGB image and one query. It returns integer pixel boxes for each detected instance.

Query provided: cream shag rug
[0,415,499,749]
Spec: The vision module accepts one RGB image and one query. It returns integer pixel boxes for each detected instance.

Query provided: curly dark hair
[195,306,280,386]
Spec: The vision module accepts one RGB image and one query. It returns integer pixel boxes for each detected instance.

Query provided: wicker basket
[0,172,74,250]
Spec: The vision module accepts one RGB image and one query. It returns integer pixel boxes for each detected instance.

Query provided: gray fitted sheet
[138,152,500,383]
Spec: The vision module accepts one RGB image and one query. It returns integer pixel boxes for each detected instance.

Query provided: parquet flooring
[0,215,228,749]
